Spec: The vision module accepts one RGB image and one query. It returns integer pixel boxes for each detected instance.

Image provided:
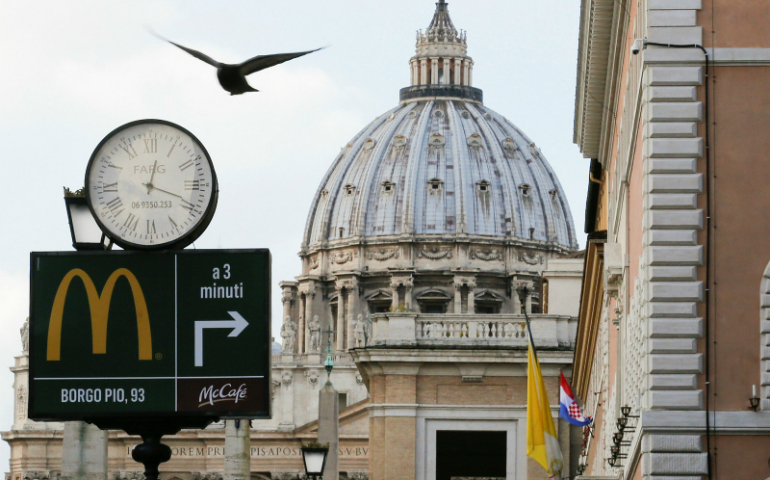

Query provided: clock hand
[146,160,159,194]
[146,185,184,200]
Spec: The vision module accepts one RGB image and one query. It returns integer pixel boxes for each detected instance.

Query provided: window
[428,178,443,191]
[422,303,445,314]
[371,304,391,313]
[338,392,348,410]
[475,304,497,314]
[382,180,395,193]
[344,184,356,195]
[520,183,532,197]
[477,180,491,193]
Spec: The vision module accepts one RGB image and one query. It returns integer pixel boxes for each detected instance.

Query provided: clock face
[85,120,218,250]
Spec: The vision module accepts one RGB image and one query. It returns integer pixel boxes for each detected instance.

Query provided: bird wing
[166,40,223,68]
[147,27,222,68]
[238,47,324,76]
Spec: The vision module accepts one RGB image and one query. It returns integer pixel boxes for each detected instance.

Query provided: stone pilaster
[642,65,704,411]
[638,1,707,477]
[420,58,428,85]
[278,370,295,430]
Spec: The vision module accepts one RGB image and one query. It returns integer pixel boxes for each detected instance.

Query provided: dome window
[484,113,493,120]
[461,111,470,119]
[363,138,376,151]
[549,189,557,199]
[468,133,483,148]
[321,189,329,197]
[388,113,396,121]
[428,133,445,147]
[477,180,491,193]
[393,135,407,149]
[407,111,417,119]
[428,178,444,191]
[382,180,396,193]
[520,184,532,197]
[502,138,517,155]
[434,109,444,118]
[344,184,356,196]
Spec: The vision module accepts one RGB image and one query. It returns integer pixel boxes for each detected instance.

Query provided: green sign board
[28,249,271,421]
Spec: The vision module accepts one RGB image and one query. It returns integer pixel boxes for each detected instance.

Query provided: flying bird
[149,29,324,95]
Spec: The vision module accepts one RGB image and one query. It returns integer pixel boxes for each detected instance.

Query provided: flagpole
[518,286,537,352]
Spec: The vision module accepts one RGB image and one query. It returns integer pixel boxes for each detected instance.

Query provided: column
[318,381,339,480]
[297,295,305,354]
[467,279,476,314]
[513,290,522,314]
[347,280,359,350]
[305,292,315,353]
[431,57,439,84]
[455,58,462,85]
[468,60,473,86]
[411,59,418,85]
[453,280,463,314]
[61,421,108,480]
[525,289,533,314]
[463,59,470,85]
[281,292,292,326]
[420,58,428,85]
[336,288,345,351]
[442,58,449,85]
[404,278,413,310]
[391,279,400,311]
[224,420,250,480]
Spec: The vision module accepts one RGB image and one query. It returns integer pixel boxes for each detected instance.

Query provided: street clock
[85,119,218,250]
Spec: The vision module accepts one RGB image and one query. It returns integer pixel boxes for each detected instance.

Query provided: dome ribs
[465,104,516,238]
[358,104,416,238]
[401,100,435,237]
[303,101,577,253]
[309,107,397,246]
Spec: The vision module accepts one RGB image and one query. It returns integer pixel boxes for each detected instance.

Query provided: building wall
[574,0,770,479]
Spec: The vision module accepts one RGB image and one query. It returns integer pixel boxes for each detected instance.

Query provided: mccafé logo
[198,383,248,407]
[47,268,153,361]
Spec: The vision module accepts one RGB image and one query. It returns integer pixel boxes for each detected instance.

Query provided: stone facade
[573,0,770,478]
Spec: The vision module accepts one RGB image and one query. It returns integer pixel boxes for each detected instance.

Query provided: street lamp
[64,187,112,251]
[301,445,329,479]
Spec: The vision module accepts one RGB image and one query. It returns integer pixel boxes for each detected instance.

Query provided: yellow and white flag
[527,336,564,479]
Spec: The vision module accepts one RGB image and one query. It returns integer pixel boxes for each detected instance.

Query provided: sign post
[28,249,271,478]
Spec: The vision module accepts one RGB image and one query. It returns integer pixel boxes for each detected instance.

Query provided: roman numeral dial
[85,120,218,250]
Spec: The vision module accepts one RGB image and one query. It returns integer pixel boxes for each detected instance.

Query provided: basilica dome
[302,2,577,253]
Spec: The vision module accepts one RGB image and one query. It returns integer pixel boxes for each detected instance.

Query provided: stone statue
[354,313,366,347]
[308,315,321,352]
[20,318,29,353]
[280,316,297,354]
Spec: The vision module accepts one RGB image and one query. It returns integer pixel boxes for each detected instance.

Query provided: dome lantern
[405,0,480,104]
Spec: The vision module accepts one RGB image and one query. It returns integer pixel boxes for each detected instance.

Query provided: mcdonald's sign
[47,268,152,361]
[29,250,272,421]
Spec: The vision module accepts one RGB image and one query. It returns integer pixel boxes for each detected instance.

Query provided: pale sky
[0,0,587,470]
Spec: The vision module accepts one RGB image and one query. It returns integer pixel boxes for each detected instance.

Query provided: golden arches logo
[47,268,152,361]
